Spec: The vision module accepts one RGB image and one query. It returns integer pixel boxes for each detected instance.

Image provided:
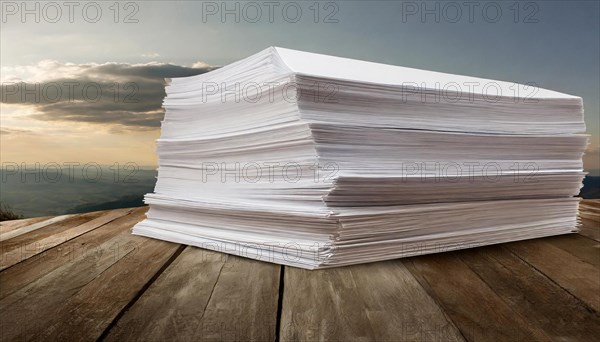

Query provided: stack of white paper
[133,47,587,269]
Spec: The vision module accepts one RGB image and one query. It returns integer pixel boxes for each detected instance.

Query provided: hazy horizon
[2,1,599,168]
[1,1,599,217]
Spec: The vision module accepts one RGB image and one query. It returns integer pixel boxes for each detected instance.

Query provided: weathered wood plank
[0,211,104,253]
[0,209,156,341]
[458,246,600,341]
[579,217,600,242]
[405,253,551,341]
[543,234,600,269]
[1,204,599,341]
[0,207,147,300]
[578,200,599,241]
[0,214,76,242]
[0,216,52,235]
[37,238,182,341]
[579,200,600,240]
[280,260,465,342]
[0,208,133,271]
[582,199,600,209]
[104,247,280,342]
[504,239,600,312]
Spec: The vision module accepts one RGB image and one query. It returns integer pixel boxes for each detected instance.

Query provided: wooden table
[1,200,599,341]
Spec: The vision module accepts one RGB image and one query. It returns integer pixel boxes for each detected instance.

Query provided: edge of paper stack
[133,47,588,269]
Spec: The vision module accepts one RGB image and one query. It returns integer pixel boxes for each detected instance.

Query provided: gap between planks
[0,208,134,271]
[97,244,187,341]
[1,203,599,341]
[103,247,281,342]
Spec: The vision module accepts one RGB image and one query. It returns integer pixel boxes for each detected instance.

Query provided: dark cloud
[89,63,218,80]
[1,62,216,130]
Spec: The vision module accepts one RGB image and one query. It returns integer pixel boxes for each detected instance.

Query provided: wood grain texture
[0,211,103,253]
[404,253,552,341]
[0,216,52,235]
[0,214,76,242]
[579,200,600,242]
[543,234,600,269]
[104,247,280,342]
[579,217,600,242]
[505,239,600,312]
[0,207,148,300]
[0,208,133,271]
[280,260,465,342]
[1,202,600,341]
[580,199,600,221]
[37,238,182,341]
[459,246,600,341]
[0,211,158,341]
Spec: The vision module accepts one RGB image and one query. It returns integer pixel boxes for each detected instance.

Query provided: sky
[1,0,599,173]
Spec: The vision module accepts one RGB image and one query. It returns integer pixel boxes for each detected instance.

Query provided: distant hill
[0,167,156,217]
[65,194,146,214]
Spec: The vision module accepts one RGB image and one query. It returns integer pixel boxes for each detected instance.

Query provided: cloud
[1,61,216,131]
[0,127,34,135]
[142,52,161,58]
[192,61,211,69]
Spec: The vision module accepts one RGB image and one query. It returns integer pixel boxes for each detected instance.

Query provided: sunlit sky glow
[1,1,598,172]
